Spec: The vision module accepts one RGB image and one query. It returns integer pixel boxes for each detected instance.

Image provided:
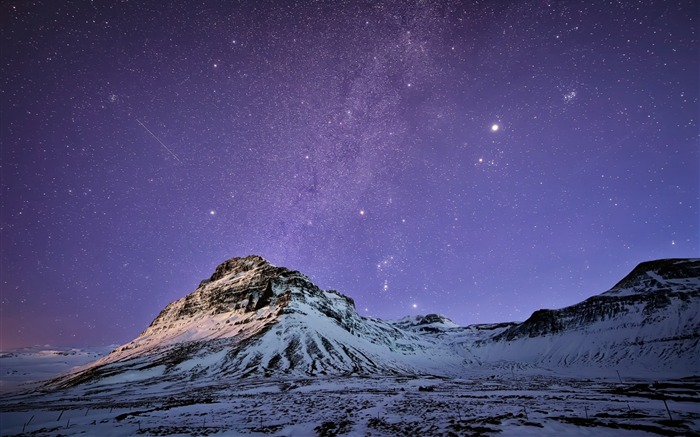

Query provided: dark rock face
[609,258,700,294]
[417,314,452,325]
[146,255,316,331]
[152,255,360,339]
[515,309,563,336]
[205,255,270,283]
[493,258,700,342]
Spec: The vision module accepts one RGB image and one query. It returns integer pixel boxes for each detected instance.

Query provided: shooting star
[136,118,182,163]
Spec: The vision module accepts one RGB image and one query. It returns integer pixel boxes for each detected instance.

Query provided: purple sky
[1,1,698,349]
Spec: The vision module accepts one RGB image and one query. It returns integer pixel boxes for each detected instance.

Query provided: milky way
[1,0,697,348]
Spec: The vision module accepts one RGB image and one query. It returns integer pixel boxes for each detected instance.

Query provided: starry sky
[1,0,698,349]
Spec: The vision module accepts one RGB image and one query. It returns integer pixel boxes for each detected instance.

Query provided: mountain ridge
[49,256,699,389]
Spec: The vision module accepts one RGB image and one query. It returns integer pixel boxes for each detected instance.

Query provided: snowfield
[0,346,114,395]
[1,371,699,436]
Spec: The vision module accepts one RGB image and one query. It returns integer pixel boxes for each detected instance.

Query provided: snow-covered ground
[0,346,114,394]
[1,364,698,436]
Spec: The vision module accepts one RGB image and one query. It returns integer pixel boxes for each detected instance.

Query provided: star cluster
[1,0,697,348]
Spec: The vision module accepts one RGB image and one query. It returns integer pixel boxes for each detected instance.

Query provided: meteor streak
[136,118,182,163]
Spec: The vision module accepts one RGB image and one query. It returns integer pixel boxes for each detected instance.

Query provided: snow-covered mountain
[51,256,699,388]
[52,256,456,388]
[470,258,699,374]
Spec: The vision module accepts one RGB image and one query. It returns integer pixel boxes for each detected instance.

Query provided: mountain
[469,258,700,373]
[51,256,456,388]
[50,256,699,389]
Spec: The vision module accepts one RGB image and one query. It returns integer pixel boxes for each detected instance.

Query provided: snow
[97,365,167,385]
[1,256,697,435]
[2,373,698,436]
[0,346,114,394]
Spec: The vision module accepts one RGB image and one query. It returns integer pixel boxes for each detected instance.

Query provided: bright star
[491,124,499,132]
[412,303,417,309]
[209,210,216,215]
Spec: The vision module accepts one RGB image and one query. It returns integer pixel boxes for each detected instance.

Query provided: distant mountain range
[51,256,699,389]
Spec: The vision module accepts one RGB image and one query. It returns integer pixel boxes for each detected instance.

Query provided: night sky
[1,1,698,349]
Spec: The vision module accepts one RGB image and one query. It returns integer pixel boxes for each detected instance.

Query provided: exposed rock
[492,259,699,342]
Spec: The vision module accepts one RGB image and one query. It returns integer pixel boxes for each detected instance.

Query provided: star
[2,0,696,351]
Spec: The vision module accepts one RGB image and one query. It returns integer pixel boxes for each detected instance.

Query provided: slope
[470,258,700,375]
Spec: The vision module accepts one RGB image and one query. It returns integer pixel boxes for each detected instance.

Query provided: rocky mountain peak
[204,255,272,284]
[152,256,312,328]
[490,258,700,342]
[606,258,700,296]
[392,314,459,333]
[102,255,362,364]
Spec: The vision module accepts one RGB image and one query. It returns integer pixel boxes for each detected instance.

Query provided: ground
[1,372,698,436]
